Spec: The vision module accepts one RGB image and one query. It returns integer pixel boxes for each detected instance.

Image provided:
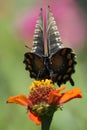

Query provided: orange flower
[6,79,82,125]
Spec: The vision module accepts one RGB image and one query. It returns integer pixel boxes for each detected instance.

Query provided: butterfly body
[23,6,77,86]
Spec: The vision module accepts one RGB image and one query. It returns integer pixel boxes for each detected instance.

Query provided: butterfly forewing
[31,8,44,55]
[47,6,63,56]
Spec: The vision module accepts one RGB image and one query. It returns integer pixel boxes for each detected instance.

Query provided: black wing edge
[56,48,77,86]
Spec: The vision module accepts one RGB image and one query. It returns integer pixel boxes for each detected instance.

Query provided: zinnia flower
[6,79,82,128]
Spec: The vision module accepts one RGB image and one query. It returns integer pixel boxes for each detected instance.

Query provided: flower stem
[41,114,53,130]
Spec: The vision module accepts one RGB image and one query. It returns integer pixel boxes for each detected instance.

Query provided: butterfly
[23,6,77,86]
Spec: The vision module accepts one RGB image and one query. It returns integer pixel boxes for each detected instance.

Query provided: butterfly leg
[37,71,42,80]
[37,69,46,80]
[49,70,56,84]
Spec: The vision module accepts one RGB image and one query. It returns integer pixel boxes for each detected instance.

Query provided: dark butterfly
[23,6,77,86]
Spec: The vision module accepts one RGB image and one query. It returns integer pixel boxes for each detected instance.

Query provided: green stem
[41,114,53,130]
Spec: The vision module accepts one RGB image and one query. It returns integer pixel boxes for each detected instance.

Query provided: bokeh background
[0,0,87,130]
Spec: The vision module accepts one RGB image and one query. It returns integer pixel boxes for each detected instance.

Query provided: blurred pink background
[14,0,87,49]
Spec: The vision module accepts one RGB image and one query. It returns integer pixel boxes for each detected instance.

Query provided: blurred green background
[0,0,87,130]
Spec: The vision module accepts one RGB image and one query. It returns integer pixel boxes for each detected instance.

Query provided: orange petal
[6,94,32,106]
[49,91,62,104]
[29,111,41,125]
[56,86,66,93]
[48,86,66,104]
[59,88,82,104]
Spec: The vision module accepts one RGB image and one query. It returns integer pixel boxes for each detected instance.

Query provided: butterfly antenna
[25,45,31,50]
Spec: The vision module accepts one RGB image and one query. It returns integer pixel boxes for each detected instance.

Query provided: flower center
[29,79,54,105]
[28,79,63,116]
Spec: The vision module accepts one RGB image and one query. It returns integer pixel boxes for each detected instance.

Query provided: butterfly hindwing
[24,53,45,79]
[50,48,77,86]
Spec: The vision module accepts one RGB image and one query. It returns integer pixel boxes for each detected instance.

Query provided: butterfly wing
[47,6,63,56]
[23,9,45,79]
[50,48,77,86]
[47,6,77,86]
